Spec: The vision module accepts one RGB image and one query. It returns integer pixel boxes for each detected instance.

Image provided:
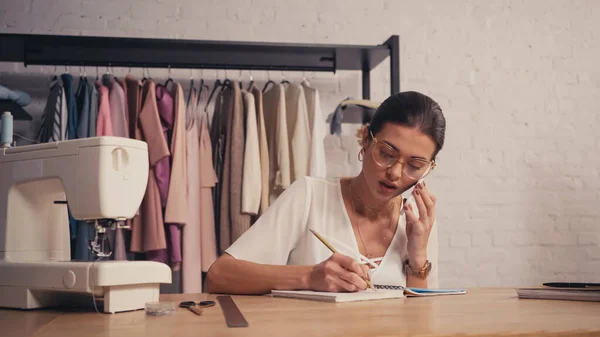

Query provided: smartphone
[400,178,424,213]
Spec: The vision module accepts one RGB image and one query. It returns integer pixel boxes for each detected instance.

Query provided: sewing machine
[0,136,171,313]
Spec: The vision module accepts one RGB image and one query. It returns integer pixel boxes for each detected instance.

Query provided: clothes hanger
[51,65,58,82]
[262,80,275,92]
[196,79,210,107]
[246,70,254,91]
[301,71,310,86]
[164,65,174,88]
[280,70,290,85]
[262,69,275,92]
[142,66,154,83]
[205,79,223,113]
[185,69,197,128]
[75,64,85,95]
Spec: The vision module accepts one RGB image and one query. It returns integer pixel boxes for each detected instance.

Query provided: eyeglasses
[369,132,436,180]
[179,300,216,308]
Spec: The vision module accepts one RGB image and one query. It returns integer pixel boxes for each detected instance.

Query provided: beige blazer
[251,85,270,214]
[262,84,290,203]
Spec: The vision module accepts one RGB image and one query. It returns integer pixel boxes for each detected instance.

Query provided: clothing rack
[0,33,399,100]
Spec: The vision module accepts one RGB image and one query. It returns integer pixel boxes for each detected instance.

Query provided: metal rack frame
[0,33,399,100]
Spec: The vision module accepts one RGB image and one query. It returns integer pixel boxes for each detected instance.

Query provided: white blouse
[225,176,439,288]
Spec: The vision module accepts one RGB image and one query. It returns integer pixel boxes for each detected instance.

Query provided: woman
[206,91,446,294]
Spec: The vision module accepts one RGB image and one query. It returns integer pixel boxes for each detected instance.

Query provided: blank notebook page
[270,289,405,303]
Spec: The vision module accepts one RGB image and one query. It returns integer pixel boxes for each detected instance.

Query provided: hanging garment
[62,74,77,140]
[73,78,94,261]
[36,77,65,143]
[95,81,113,136]
[103,74,129,138]
[60,73,78,250]
[154,84,174,208]
[162,82,188,269]
[182,88,202,293]
[262,84,290,203]
[88,81,98,137]
[250,85,270,214]
[145,83,174,265]
[60,86,68,141]
[125,75,142,139]
[241,90,261,216]
[198,113,218,272]
[124,75,143,255]
[210,89,228,253]
[116,77,129,127]
[301,81,327,178]
[104,75,129,261]
[219,82,252,251]
[284,83,311,182]
[75,77,89,139]
[130,80,169,254]
[113,76,130,263]
[149,82,188,268]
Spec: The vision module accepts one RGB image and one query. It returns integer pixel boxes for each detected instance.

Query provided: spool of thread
[1,111,13,148]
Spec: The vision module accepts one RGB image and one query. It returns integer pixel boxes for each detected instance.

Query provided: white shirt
[302,82,327,178]
[226,176,439,288]
[241,91,261,215]
[284,83,311,182]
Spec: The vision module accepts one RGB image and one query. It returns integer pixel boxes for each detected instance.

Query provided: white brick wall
[1,0,600,288]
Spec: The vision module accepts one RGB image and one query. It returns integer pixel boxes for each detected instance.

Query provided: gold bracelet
[403,259,432,279]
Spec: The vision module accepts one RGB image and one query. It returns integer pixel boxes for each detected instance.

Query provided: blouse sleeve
[225,177,311,265]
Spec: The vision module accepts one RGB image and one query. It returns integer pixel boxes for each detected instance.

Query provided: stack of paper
[516,287,600,302]
[270,288,405,303]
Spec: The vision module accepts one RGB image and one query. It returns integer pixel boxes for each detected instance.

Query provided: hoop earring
[358,148,364,162]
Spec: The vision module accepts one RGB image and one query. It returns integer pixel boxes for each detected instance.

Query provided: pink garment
[182,89,201,293]
[147,83,187,270]
[155,85,173,207]
[104,75,129,138]
[162,82,188,269]
[198,115,218,271]
[95,81,113,136]
[182,90,218,292]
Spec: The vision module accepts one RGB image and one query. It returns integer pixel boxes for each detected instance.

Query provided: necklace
[351,182,395,214]
[349,181,400,258]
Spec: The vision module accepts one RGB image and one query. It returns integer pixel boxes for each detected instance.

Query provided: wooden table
[1,288,599,337]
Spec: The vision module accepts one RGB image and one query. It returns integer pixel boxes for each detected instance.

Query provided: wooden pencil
[309,228,374,289]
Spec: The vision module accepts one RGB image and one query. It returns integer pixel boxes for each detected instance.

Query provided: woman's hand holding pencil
[308,229,373,292]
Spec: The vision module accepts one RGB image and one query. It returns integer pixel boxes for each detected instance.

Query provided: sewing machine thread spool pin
[1,111,13,148]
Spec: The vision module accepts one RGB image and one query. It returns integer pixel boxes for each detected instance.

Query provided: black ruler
[216,295,248,328]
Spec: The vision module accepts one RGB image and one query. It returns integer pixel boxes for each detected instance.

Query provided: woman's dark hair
[367,91,446,159]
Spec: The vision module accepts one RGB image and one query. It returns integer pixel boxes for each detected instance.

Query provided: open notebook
[271,288,405,303]
[271,286,467,303]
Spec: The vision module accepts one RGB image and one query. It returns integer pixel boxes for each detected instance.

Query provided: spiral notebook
[271,285,467,303]
[270,288,405,303]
